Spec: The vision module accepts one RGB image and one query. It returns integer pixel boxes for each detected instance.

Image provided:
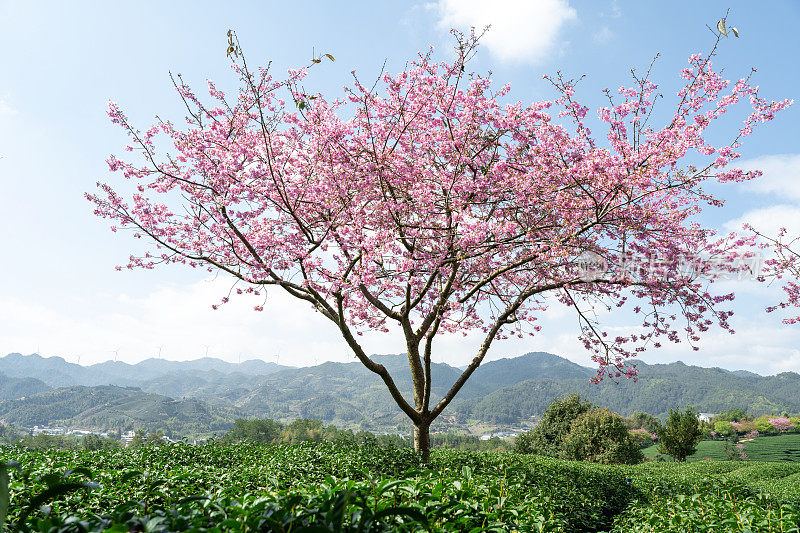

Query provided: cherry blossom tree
[768,417,795,432]
[88,20,791,460]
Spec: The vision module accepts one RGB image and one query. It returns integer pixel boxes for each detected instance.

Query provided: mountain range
[1,351,798,437]
[0,352,286,388]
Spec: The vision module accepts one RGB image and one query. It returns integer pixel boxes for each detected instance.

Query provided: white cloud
[592,26,614,44]
[0,276,547,368]
[724,204,800,236]
[0,277,368,367]
[740,154,800,202]
[0,95,17,116]
[435,0,577,64]
[3,274,798,375]
[603,0,622,19]
[637,322,800,375]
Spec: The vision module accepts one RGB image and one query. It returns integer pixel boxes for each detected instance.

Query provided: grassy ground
[643,433,800,462]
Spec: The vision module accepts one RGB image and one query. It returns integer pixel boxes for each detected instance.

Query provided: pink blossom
[768,417,795,432]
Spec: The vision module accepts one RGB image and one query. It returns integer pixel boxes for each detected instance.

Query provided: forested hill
[0,385,241,437]
[228,354,800,425]
[0,372,50,400]
[0,351,798,434]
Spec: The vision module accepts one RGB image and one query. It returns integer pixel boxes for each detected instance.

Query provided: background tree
[81,434,121,451]
[224,418,283,443]
[514,393,594,456]
[714,420,736,437]
[89,18,790,461]
[279,419,325,443]
[723,436,748,461]
[0,424,22,445]
[20,434,77,450]
[625,412,661,434]
[754,416,776,434]
[628,428,658,449]
[715,408,748,423]
[657,406,702,462]
[563,408,643,464]
[129,431,166,449]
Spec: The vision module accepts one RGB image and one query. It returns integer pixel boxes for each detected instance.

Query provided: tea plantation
[643,434,800,463]
[2,442,800,532]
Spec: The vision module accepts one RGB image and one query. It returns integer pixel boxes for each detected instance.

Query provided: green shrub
[657,406,702,461]
[563,408,643,464]
[514,393,594,457]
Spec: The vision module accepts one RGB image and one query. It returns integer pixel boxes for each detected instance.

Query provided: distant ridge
[0,353,290,388]
[1,351,798,435]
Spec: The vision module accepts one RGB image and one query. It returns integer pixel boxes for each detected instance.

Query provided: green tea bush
[612,487,800,532]
[2,442,800,532]
[1,442,638,532]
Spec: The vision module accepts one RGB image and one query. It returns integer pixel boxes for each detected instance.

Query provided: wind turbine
[157,345,164,359]
[204,345,210,359]
[111,349,119,363]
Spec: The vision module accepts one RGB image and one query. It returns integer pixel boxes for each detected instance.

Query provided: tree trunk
[413,420,431,463]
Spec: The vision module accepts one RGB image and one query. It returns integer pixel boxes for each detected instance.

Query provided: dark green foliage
[657,406,703,462]
[279,418,325,443]
[608,461,800,531]
[743,434,800,462]
[20,434,80,450]
[563,409,643,465]
[430,433,510,452]
[517,398,644,464]
[514,393,594,457]
[625,411,662,434]
[81,434,121,451]
[610,460,800,532]
[224,417,283,443]
[715,407,749,422]
[222,417,412,449]
[221,417,511,451]
[723,436,746,461]
[128,431,167,449]
[0,424,22,445]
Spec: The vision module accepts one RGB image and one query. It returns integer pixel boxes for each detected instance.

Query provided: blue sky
[1,1,799,373]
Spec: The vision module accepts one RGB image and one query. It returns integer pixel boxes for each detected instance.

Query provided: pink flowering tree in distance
[768,417,795,432]
[88,19,792,460]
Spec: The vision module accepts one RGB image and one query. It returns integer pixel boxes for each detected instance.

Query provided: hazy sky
[1,1,799,373]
